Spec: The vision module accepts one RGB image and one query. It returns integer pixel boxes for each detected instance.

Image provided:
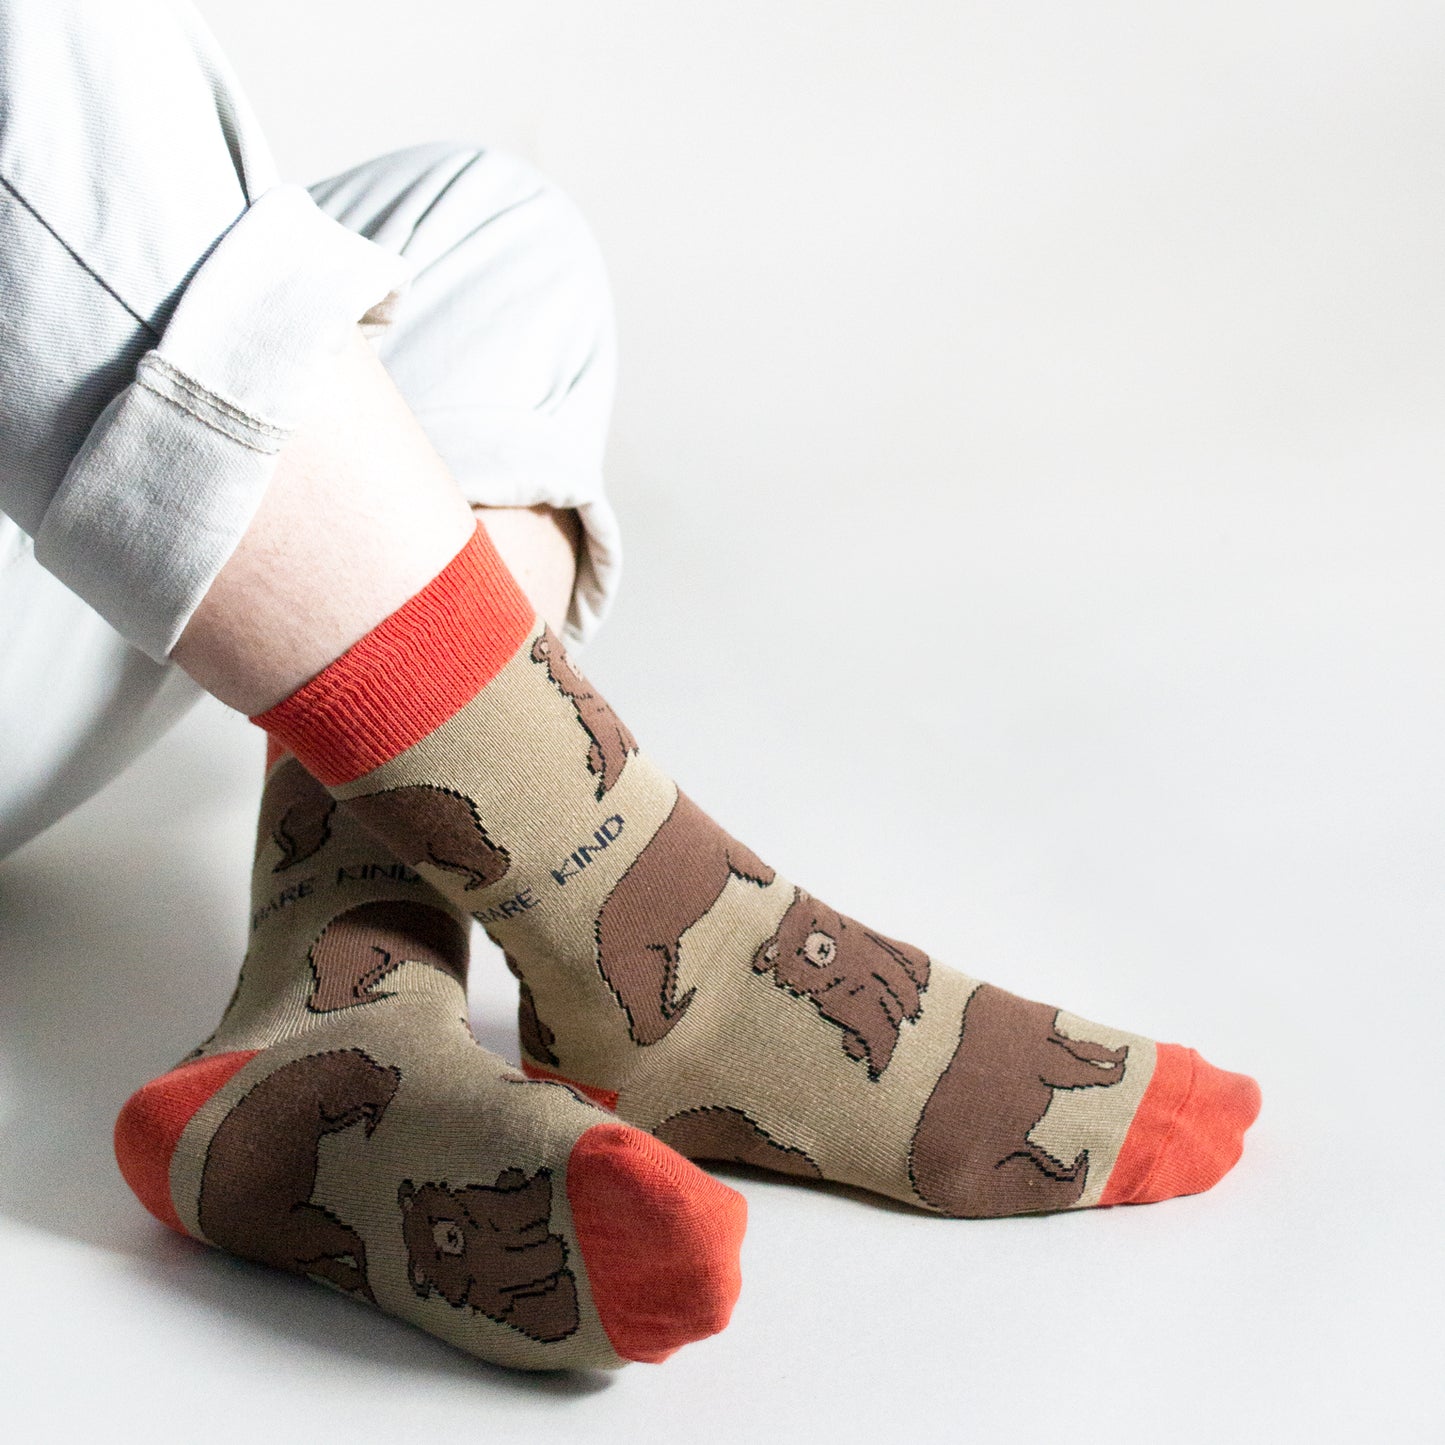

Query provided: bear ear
[493,1166,528,1191]
[531,633,550,661]
[398,1180,416,1207]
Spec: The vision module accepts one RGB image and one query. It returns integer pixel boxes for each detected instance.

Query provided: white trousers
[0,1,620,859]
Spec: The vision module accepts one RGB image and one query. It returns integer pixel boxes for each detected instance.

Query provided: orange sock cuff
[252,523,535,786]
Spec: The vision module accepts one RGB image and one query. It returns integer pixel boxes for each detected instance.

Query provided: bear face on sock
[399,1169,579,1342]
[752,888,931,1079]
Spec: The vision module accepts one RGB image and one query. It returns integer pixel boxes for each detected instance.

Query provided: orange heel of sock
[521,1059,619,1112]
[1099,1043,1262,1206]
[566,1123,747,1363]
[114,1051,258,1234]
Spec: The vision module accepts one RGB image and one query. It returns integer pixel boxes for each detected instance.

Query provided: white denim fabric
[0,1,620,859]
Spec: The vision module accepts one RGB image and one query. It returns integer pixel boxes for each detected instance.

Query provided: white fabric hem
[416,406,622,648]
[33,183,413,661]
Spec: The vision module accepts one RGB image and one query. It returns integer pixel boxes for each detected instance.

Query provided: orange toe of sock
[1099,1042,1262,1207]
[567,1122,747,1364]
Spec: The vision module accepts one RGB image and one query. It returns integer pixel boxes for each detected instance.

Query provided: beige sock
[114,752,746,1371]
[255,528,1262,1221]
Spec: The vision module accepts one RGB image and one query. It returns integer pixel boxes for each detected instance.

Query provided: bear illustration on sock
[503,951,560,1066]
[752,888,931,1079]
[399,1168,580,1342]
[595,789,776,1044]
[198,1049,400,1300]
[655,1106,822,1179]
[531,626,637,799]
[259,757,336,872]
[909,984,1130,1216]
[347,785,510,892]
[306,900,469,1013]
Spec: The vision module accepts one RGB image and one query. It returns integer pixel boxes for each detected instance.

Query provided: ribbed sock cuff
[252,522,535,785]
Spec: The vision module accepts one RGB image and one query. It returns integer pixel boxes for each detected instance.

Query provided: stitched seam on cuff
[136,359,291,454]
[139,354,290,437]
[136,376,286,453]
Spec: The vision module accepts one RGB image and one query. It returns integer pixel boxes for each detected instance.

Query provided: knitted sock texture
[114,743,745,1370]
[255,523,1261,1219]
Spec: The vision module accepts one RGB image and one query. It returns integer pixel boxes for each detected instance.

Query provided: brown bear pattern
[347,785,510,892]
[198,1049,400,1300]
[752,888,931,1079]
[531,626,638,799]
[654,1106,822,1179]
[503,951,560,1066]
[595,789,776,1044]
[257,756,336,872]
[908,984,1130,1217]
[307,900,469,1013]
[399,1169,579,1343]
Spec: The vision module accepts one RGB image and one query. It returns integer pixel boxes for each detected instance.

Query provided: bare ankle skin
[174,327,481,714]
[474,503,581,637]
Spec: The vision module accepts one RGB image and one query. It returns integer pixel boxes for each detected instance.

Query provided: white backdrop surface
[1,3,1442,1440]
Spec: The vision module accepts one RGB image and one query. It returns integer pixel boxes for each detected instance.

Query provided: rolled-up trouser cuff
[33,182,413,662]
[419,406,621,647]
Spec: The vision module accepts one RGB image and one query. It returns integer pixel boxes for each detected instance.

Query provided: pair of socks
[116,524,1260,1371]
[116,744,743,1370]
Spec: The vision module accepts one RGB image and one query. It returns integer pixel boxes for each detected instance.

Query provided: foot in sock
[114,749,746,1370]
[258,524,1262,1220]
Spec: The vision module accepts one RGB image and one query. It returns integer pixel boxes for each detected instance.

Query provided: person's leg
[15,0,1253,1298]
[158,294,1260,1225]
[306,142,620,648]
[117,733,742,1369]
[176,134,627,709]
[0,0,409,662]
[476,504,582,632]
[197,138,604,1106]
[2,6,744,1368]
[0,0,405,860]
[0,518,204,861]
[169,327,477,708]
[0,0,277,859]
[0,136,590,861]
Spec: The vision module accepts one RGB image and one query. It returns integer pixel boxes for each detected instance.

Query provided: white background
[2,2,1443,1440]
